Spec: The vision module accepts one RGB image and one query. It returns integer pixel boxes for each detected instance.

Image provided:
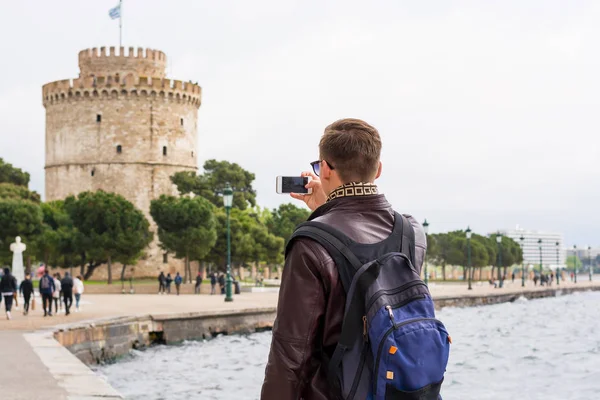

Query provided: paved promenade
[1,280,599,399]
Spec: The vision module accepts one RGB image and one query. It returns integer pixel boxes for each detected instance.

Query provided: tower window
[180,118,184,126]
[91,169,95,177]
[163,146,167,156]
[191,151,194,157]
[163,253,168,264]
[96,114,102,122]
[116,145,122,154]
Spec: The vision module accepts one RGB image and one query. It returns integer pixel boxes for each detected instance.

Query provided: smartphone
[276,176,312,194]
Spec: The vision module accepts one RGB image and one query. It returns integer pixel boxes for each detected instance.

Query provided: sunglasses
[310,160,335,176]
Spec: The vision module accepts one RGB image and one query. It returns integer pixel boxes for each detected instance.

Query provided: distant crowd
[0,267,85,320]
[156,271,241,295]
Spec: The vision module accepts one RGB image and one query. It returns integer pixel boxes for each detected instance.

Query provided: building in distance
[499,226,565,269]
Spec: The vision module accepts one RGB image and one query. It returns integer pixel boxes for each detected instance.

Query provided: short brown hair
[319,118,382,182]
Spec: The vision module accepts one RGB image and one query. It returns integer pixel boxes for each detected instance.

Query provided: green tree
[0,199,44,266]
[171,160,257,210]
[34,201,82,275]
[0,183,41,203]
[490,234,523,282]
[566,255,582,270]
[0,158,30,187]
[64,191,153,283]
[266,203,310,244]
[150,195,217,283]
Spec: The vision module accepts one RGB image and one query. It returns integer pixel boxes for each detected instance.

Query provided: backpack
[288,212,450,400]
[41,275,51,290]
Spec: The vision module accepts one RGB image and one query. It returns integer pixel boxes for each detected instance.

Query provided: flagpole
[119,0,123,48]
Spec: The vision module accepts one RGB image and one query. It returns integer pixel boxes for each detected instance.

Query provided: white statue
[10,236,26,286]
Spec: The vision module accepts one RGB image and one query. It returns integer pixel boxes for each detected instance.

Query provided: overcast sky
[0,0,598,246]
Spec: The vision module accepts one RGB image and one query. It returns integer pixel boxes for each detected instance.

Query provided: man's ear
[375,161,382,179]
[321,160,332,180]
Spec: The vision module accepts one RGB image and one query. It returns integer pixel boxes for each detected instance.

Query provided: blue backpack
[289,212,450,400]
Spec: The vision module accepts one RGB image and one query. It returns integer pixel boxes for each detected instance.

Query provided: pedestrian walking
[19,272,34,315]
[158,272,166,294]
[218,273,225,295]
[210,273,217,295]
[174,272,183,295]
[39,269,55,316]
[195,271,202,294]
[52,273,62,314]
[0,268,17,320]
[61,272,74,315]
[73,275,84,312]
[166,273,173,294]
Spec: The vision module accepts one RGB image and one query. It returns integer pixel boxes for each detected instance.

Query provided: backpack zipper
[365,281,427,316]
[372,315,442,395]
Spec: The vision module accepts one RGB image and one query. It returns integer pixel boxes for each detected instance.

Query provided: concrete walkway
[1,280,599,399]
[0,331,68,400]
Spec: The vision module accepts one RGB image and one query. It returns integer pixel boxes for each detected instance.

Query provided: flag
[109,4,121,20]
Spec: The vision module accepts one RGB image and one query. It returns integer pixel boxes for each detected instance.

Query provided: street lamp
[555,242,560,286]
[573,245,578,283]
[520,236,525,287]
[538,239,543,279]
[223,186,234,302]
[496,233,503,288]
[466,226,472,290]
[423,219,429,286]
[588,246,592,282]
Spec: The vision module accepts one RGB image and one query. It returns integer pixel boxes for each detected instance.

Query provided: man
[158,271,166,294]
[195,271,202,294]
[0,268,17,320]
[19,273,34,315]
[261,119,426,399]
[39,269,55,317]
[210,272,217,295]
[218,273,225,294]
[174,272,183,295]
[61,272,74,315]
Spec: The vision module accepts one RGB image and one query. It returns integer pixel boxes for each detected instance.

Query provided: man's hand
[290,171,327,211]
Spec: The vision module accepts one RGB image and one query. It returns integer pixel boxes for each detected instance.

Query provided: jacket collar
[308,194,391,221]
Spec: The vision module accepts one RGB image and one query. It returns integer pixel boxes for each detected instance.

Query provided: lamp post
[588,246,592,282]
[573,245,577,283]
[466,226,472,290]
[423,219,429,286]
[223,186,234,302]
[555,242,560,286]
[496,233,503,288]
[538,239,543,279]
[520,236,525,287]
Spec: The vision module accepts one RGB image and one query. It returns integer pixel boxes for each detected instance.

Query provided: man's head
[317,118,382,195]
[25,273,30,279]
[3,268,9,276]
[65,272,70,278]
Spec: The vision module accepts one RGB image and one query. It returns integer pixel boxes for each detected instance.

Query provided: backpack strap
[287,223,362,293]
[397,213,416,267]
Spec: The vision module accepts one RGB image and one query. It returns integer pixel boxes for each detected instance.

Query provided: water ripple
[95,292,600,400]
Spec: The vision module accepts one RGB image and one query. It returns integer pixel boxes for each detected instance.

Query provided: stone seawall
[54,308,277,365]
[54,286,599,366]
[434,286,595,309]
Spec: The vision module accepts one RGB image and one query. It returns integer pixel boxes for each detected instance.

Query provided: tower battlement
[78,46,167,79]
[42,75,201,107]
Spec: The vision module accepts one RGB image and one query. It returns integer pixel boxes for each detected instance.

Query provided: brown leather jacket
[261,194,426,400]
